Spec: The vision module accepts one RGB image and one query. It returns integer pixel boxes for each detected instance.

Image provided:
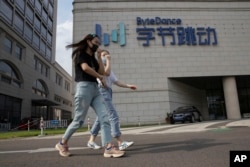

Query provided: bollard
[28,120,30,131]
[38,116,45,137]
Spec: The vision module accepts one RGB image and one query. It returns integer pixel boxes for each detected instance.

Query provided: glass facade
[0,0,54,60]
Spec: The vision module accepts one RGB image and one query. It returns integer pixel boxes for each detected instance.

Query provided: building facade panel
[73,0,250,124]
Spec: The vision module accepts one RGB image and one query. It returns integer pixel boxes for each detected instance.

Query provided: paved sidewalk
[225,119,250,127]
[26,119,250,140]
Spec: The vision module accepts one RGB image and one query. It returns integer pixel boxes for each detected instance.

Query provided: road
[0,121,250,167]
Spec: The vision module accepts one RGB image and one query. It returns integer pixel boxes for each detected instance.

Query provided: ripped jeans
[62,82,112,146]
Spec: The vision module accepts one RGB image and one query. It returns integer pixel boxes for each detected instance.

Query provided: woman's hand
[99,76,107,88]
[105,54,111,61]
[97,48,102,59]
[128,84,137,90]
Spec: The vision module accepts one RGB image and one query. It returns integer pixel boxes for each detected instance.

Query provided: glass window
[14,12,24,34]
[47,32,52,45]
[56,73,62,86]
[43,0,49,9]
[41,24,47,39]
[48,17,52,30]
[1,0,13,24]
[0,61,12,76]
[26,4,34,23]
[1,75,11,84]
[34,15,41,31]
[42,65,47,77]
[46,47,51,61]
[37,80,44,91]
[41,65,45,76]
[0,61,21,87]
[4,37,12,54]
[15,45,22,60]
[34,58,50,77]
[42,8,47,23]
[32,80,48,97]
[33,58,36,68]
[37,61,42,73]
[44,67,49,77]
[48,3,53,17]
[35,0,42,15]
[24,23,33,42]
[40,40,46,55]
[65,81,70,92]
[28,0,35,6]
[15,0,25,14]
[33,32,40,49]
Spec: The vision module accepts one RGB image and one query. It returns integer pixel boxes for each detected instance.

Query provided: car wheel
[190,115,195,123]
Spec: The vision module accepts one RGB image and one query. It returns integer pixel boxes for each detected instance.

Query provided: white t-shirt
[104,70,118,88]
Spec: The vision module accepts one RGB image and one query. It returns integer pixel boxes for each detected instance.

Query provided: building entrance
[173,76,250,120]
[206,90,227,120]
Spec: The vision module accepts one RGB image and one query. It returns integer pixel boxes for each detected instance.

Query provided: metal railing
[43,120,68,129]
[0,123,11,131]
[3,119,68,131]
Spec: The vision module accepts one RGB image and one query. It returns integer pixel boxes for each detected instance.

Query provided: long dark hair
[66,33,99,60]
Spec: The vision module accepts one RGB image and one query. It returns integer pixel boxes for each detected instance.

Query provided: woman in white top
[87,50,137,151]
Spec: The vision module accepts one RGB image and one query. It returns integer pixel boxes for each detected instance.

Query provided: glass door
[207,90,227,120]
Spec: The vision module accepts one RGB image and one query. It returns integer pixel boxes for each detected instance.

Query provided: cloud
[55,19,73,75]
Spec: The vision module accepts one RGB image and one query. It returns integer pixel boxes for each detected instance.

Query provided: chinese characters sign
[136,17,218,46]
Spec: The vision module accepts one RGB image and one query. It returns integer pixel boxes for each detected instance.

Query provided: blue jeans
[90,87,121,138]
[62,82,112,146]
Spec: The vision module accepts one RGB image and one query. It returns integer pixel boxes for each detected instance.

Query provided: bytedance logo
[95,22,126,46]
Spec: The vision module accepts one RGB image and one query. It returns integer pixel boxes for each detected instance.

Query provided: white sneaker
[87,142,102,150]
[119,141,134,151]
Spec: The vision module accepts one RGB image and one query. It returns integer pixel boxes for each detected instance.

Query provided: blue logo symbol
[95,22,126,46]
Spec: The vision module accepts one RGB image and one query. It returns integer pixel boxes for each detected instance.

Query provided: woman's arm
[96,49,105,75]
[114,80,137,90]
[81,63,103,79]
[104,54,111,76]
[81,63,107,87]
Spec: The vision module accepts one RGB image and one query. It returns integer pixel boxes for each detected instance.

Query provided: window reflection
[0,61,21,88]
[32,80,48,97]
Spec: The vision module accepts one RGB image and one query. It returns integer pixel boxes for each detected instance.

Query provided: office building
[0,0,73,128]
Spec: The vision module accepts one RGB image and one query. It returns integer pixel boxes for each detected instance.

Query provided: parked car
[170,106,202,124]
[18,117,40,130]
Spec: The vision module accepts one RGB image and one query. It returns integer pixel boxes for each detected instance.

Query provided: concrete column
[222,76,241,119]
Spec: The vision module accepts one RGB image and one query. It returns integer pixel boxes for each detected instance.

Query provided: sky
[55,0,73,75]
